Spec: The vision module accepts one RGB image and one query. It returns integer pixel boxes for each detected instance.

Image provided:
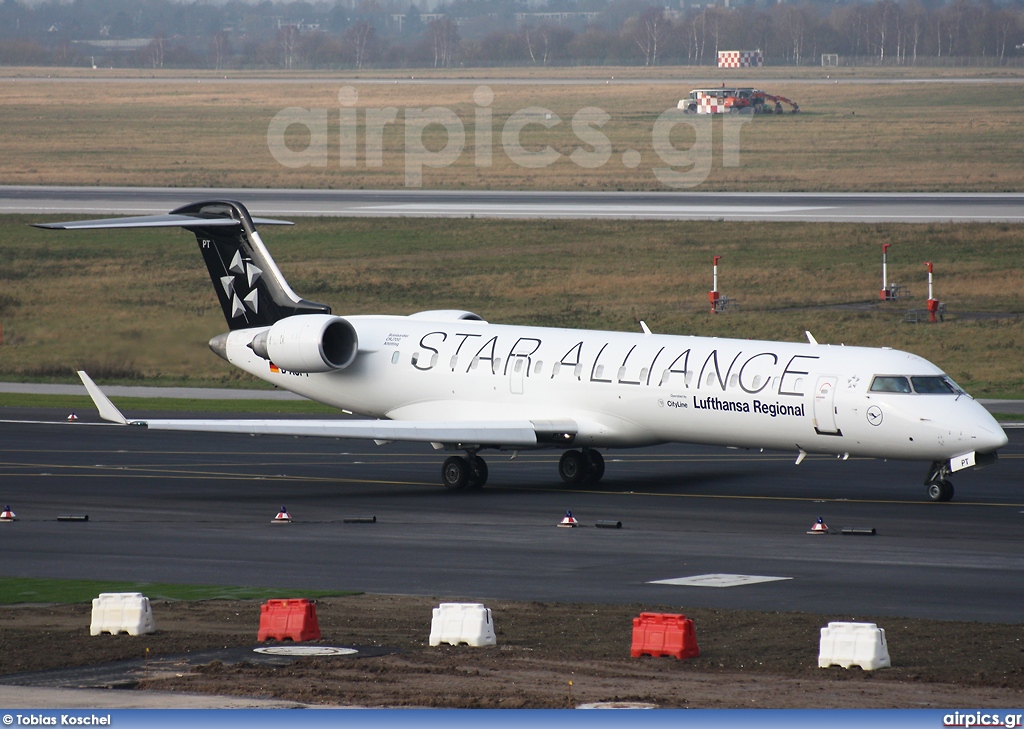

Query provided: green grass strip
[0,577,358,605]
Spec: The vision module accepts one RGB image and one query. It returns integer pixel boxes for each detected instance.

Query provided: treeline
[0,0,1021,68]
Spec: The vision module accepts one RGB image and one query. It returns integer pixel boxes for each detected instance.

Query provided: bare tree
[278,25,300,70]
[148,35,164,68]
[870,0,894,62]
[344,21,376,69]
[210,31,230,71]
[427,17,459,68]
[629,6,668,67]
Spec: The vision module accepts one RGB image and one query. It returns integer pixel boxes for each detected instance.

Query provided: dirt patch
[2,595,1022,708]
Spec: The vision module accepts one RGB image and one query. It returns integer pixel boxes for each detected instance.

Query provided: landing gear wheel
[559,450,587,484]
[584,449,605,482]
[442,456,470,491]
[466,457,489,490]
[926,479,954,502]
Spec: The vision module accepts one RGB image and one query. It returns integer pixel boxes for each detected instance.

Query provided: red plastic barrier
[258,598,322,642]
[630,612,699,660]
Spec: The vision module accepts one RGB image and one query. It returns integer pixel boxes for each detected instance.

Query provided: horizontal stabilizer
[34,213,292,230]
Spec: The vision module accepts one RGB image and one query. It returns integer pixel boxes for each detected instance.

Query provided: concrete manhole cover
[253,646,358,657]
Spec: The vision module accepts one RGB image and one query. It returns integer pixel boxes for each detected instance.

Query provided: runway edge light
[0,505,16,522]
[273,506,292,524]
[559,510,578,528]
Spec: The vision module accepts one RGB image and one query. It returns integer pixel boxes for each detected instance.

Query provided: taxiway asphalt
[1,408,1021,623]
[3,186,1024,223]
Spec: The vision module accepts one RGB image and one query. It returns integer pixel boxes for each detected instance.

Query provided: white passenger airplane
[36,200,1007,501]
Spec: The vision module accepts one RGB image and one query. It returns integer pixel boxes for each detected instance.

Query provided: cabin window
[534,361,543,375]
[595,365,605,378]
[449,355,458,370]
[573,363,583,378]
[411,352,420,366]
[706,372,716,387]
[870,375,912,393]
[684,371,693,386]
[552,362,561,377]
[492,357,502,374]
[911,376,957,394]
[514,358,524,373]
[752,375,762,389]
[729,374,739,389]
[391,351,400,365]
[640,367,649,382]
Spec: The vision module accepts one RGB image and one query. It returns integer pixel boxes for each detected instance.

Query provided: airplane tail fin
[34,200,330,330]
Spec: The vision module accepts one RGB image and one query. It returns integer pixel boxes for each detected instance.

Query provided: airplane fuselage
[218,315,1006,463]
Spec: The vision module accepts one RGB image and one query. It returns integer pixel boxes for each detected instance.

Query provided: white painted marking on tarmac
[649,573,792,588]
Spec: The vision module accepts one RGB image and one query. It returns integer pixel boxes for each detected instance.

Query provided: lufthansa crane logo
[866,406,883,426]
[219,250,263,319]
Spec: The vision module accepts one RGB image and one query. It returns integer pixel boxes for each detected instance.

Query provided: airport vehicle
[37,201,1006,500]
[678,88,799,114]
[729,89,800,114]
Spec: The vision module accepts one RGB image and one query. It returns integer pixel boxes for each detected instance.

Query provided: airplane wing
[77,372,575,448]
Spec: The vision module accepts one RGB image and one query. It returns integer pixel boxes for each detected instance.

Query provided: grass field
[2,74,1023,191]
[1,215,1020,397]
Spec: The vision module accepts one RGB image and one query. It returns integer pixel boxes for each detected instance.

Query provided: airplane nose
[981,423,1010,452]
[973,409,1009,452]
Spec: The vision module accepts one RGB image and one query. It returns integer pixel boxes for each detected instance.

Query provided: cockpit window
[911,376,955,394]
[911,376,966,395]
[869,376,912,393]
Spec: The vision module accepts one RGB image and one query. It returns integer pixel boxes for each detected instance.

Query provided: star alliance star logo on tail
[218,249,263,319]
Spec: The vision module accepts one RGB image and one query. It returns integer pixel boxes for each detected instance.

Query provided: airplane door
[813,375,842,436]
[509,356,527,395]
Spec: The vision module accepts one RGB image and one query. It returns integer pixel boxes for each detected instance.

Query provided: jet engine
[249,314,358,373]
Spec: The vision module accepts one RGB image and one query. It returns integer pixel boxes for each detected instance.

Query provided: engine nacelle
[249,314,358,373]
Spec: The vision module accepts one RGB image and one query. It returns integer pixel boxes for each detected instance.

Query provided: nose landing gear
[925,461,955,502]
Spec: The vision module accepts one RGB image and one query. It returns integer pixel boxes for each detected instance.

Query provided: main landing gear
[442,454,489,491]
[925,460,955,502]
[440,448,607,491]
[558,448,605,485]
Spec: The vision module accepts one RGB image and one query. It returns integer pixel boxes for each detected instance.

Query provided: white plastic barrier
[819,622,890,670]
[429,603,496,647]
[90,592,156,636]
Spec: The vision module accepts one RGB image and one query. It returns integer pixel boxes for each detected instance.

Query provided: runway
[1,408,1021,623]
[3,186,1024,223]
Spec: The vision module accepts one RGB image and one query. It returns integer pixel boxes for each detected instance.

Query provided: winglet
[805,331,818,346]
[640,320,652,335]
[77,371,128,425]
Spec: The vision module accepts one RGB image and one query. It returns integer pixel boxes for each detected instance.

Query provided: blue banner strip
[3,709,1024,729]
